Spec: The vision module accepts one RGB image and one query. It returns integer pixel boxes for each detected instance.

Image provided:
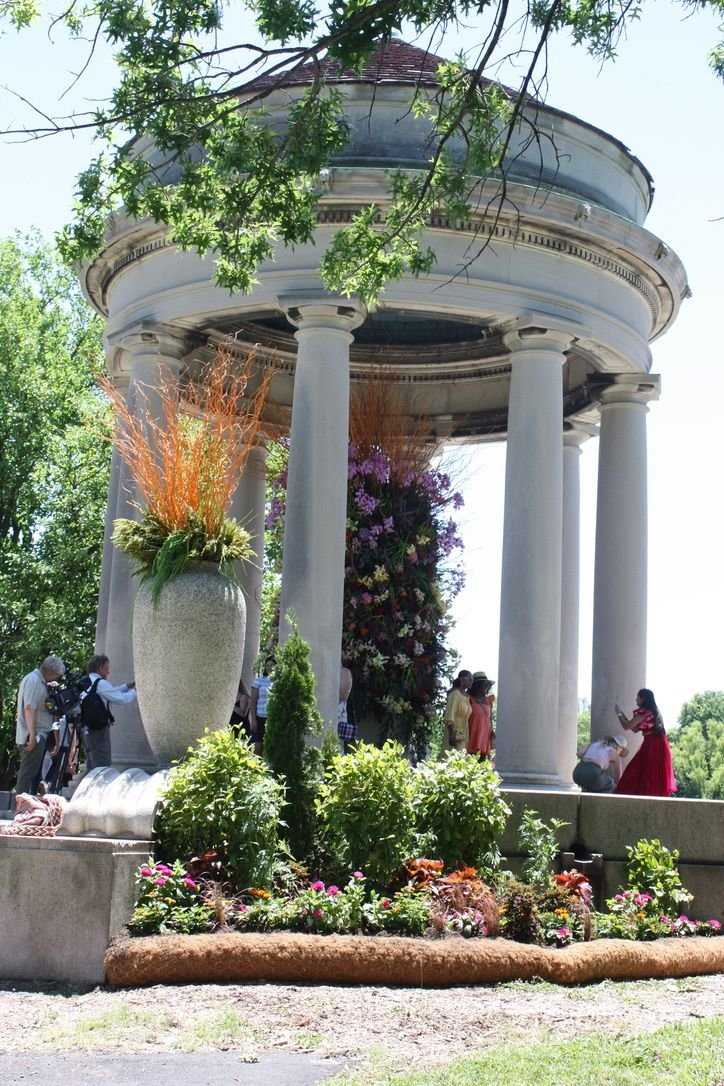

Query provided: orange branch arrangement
[102,345,272,602]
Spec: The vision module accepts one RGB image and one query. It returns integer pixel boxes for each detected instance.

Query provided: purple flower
[354,488,380,515]
[154,863,173,874]
[310,880,325,892]
[183,876,198,890]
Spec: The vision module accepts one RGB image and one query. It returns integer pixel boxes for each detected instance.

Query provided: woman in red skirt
[614,688,677,797]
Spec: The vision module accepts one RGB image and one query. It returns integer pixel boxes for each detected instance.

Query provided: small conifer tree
[264,614,323,860]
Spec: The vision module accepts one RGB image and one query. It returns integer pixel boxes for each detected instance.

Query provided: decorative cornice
[95,203,660,326]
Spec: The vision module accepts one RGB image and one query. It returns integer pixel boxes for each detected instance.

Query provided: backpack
[80,678,114,732]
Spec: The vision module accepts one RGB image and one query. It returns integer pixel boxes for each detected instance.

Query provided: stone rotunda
[80,40,687,789]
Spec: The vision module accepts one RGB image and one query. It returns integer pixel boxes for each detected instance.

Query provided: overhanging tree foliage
[0,234,110,788]
[2,2,723,303]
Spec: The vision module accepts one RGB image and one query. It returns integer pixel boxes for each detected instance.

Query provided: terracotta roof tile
[250,38,447,92]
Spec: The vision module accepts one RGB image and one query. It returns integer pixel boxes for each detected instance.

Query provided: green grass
[332,1016,724,1085]
[39,1004,261,1054]
[41,1006,177,1048]
[178,1009,258,1051]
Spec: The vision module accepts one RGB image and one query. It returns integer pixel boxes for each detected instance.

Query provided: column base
[499,771,572,791]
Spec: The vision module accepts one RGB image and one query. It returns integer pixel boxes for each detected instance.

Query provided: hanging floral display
[265,370,464,754]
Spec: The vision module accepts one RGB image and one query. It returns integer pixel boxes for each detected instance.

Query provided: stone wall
[500,790,724,922]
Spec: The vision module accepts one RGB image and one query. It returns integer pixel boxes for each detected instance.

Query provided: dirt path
[1,973,723,1078]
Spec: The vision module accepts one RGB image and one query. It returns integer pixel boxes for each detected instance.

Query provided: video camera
[45,671,91,721]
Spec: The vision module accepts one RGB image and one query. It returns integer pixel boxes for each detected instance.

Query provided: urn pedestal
[133,564,246,765]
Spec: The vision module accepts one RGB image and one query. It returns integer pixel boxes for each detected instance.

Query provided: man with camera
[14,655,66,795]
[82,653,137,770]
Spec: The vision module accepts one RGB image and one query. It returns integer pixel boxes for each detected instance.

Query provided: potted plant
[102,346,272,765]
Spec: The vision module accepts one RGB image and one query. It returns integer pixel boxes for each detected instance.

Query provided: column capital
[279,293,367,335]
[563,423,597,452]
[106,321,189,377]
[503,320,574,357]
[596,373,660,409]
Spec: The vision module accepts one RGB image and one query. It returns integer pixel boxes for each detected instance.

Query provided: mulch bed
[105,932,724,987]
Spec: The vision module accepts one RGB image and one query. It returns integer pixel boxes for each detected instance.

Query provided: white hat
[611,733,628,750]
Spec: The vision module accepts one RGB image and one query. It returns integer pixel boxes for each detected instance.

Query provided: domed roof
[251,37,447,91]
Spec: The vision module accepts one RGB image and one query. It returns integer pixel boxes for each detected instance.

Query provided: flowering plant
[598,891,722,940]
[446,910,488,938]
[128,859,215,935]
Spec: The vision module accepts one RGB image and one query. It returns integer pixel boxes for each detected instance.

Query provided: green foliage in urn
[414,752,510,872]
[105,346,271,602]
[263,616,323,862]
[154,728,284,889]
[316,740,418,888]
[112,510,251,604]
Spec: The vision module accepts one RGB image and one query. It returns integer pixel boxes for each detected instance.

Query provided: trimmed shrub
[316,740,417,887]
[264,617,323,861]
[414,751,510,871]
[154,728,283,888]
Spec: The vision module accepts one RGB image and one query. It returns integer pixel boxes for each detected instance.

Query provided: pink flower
[353,871,364,879]
[183,877,198,890]
[310,880,325,892]
[381,899,391,910]
[326,885,340,896]
[634,893,652,907]
[155,877,167,886]
[312,908,323,919]
[140,866,153,877]
[236,904,249,912]
[361,592,373,605]
[154,863,173,874]
[708,919,722,930]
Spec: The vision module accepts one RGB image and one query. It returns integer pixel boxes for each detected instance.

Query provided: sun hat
[611,734,628,750]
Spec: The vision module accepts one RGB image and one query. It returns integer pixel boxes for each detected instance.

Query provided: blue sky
[1,3,722,723]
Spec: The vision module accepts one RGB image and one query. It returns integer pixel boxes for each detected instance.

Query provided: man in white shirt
[15,655,66,794]
[83,653,137,770]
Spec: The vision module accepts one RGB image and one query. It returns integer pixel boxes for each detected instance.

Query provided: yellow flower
[554,908,569,919]
[249,888,271,899]
[373,564,389,583]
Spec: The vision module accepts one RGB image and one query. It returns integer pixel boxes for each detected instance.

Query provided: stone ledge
[104,932,724,988]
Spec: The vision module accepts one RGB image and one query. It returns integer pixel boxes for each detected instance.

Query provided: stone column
[496,326,571,788]
[591,377,658,747]
[278,297,365,735]
[558,426,592,786]
[227,442,268,690]
[101,323,187,769]
[94,385,129,652]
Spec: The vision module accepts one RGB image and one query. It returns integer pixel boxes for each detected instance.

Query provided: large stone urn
[133,562,246,765]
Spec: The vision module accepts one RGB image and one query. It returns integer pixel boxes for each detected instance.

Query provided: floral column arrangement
[266,372,464,755]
